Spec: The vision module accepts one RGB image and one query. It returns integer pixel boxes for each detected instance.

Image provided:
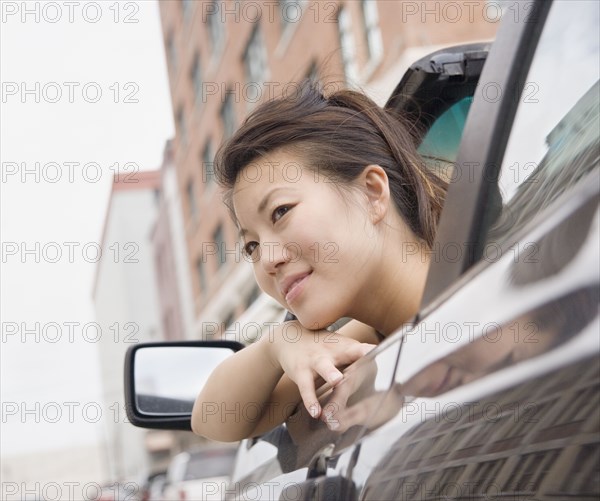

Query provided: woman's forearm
[190,320,378,441]
[191,333,294,441]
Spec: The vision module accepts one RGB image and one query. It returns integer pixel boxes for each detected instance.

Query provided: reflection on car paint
[488,81,599,248]
[362,356,599,500]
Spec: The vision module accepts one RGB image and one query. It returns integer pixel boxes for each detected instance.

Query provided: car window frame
[421,0,553,308]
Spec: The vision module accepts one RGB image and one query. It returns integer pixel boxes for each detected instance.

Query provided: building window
[207,0,225,57]
[361,0,383,62]
[196,257,207,294]
[243,25,268,107]
[337,6,358,84]
[176,106,187,147]
[166,32,177,74]
[190,53,202,106]
[220,91,236,140]
[181,0,194,21]
[186,179,197,220]
[213,224,226,269]
[202,140,215,185]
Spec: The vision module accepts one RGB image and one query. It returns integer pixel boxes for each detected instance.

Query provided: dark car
[125,1,599,499]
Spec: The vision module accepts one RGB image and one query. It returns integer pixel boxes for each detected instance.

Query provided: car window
[418,96,473,173]
[384,43,490,185]
[483,1,599,250]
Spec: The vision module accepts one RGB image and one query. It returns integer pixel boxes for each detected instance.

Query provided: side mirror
[124,341,245,430]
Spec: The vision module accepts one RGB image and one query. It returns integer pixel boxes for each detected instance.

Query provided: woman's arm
[191,320,378,442]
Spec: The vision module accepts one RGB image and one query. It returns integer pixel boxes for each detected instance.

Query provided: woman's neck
[353,236,431,337]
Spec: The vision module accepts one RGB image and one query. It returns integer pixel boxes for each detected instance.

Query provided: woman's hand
[192,319,378,441]
[331,386,405,433]
[265,321,375,419]
[319,356,379,431]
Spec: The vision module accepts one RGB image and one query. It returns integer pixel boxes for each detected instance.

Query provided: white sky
[1,0,174,456]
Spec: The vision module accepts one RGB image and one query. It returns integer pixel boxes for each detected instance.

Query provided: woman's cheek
[252,269,274,300]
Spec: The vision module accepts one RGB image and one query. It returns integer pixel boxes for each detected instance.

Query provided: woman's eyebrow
[257,187,289,213]
[237,187,294,238]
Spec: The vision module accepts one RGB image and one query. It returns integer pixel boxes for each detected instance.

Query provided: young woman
[191,81,447,442]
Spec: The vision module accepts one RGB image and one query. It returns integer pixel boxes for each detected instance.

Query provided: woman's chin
[295,310,342,331]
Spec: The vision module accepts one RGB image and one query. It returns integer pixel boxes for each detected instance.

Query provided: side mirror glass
[124,341,244,430]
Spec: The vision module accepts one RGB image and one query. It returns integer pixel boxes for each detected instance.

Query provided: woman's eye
[243,241,259,258]
[271,205,291,223]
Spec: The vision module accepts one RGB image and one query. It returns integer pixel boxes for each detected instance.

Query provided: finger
[335,342,377,367]
[313,357,344,387]
[323,378,354,421]
[333,402,370,433]
[322,401,341,431]
[356,343,377,357]
[295,371,321,419]
[321,382,354,431]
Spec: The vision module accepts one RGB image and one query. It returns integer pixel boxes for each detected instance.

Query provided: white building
[93,170,163,481]
[151,140,196,341]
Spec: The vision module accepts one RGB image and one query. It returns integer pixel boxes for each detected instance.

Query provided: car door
[231,1,599,499]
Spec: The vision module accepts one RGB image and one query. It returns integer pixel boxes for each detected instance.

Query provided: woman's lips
[285,272,312,304]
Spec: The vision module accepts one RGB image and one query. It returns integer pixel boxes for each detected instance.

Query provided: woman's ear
[360,164,391,224]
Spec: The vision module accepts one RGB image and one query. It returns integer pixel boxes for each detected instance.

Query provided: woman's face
[231,150,380,329]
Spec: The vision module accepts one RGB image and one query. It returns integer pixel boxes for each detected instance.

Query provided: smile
[283,272,312,304]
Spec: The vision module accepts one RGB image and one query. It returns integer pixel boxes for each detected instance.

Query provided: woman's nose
[260,241,288,274]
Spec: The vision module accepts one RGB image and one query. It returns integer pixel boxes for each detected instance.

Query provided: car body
[126,1,599,499]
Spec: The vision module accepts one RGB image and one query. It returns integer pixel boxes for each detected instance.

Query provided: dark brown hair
[214,81,447,247]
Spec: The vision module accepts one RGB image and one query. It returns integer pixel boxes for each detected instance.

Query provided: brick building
[157,0,498,338]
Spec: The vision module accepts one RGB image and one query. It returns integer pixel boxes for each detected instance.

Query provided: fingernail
[329,372,343,383]
[328,420,339,430]
[309,405,319,418]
